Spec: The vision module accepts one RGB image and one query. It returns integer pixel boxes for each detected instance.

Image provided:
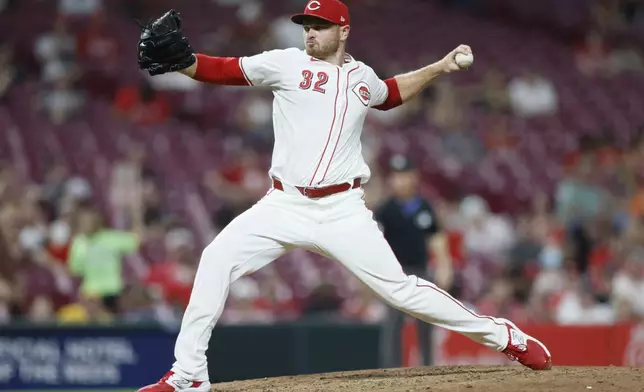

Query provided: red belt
[272,178,361,198]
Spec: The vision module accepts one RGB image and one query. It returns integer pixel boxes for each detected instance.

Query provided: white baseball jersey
[238,48,391,188]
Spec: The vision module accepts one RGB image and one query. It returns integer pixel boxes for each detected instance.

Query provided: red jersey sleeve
[193,54,250,86]
[365,65,403,111]
[194,49,293,88]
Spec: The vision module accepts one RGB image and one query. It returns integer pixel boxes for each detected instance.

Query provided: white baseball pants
[171,184,510,381]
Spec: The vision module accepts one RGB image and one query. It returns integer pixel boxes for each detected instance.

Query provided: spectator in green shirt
[68,206,142,313]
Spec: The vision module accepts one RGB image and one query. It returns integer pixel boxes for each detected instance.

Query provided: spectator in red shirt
[113,80,171,126]
[145,228,197,309]
[46,220,71,265]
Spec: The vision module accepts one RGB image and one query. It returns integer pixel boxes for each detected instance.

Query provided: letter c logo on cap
[307,1,321,11]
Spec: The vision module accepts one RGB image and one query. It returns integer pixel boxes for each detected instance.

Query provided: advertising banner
[0,326,177,390]
[402,321,644,367]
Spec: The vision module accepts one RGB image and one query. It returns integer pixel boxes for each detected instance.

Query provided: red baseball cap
[291,0,350,27]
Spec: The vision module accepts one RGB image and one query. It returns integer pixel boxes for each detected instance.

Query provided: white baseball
[455,52,474,69]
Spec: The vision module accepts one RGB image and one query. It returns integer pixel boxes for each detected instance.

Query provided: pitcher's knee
[381,277,415,308]
[199,234,236,269]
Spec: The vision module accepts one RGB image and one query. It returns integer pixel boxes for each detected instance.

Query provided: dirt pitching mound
[212,365,643,391]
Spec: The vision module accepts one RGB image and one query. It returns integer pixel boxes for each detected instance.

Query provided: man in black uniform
[376,154,454,368]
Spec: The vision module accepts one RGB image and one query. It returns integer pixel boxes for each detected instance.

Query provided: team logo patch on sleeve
[352,82,371,106]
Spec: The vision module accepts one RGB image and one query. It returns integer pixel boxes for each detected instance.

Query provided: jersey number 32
[299,70,329,94]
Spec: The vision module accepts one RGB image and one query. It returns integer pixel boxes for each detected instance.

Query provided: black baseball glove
[137,9,196,76]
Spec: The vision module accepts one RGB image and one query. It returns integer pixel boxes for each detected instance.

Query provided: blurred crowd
[0,0,643,328]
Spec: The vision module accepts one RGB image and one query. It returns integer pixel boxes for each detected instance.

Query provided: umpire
[376,154,454,368]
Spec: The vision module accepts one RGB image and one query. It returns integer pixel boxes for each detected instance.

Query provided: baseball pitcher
[137,1,552,391]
